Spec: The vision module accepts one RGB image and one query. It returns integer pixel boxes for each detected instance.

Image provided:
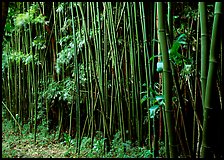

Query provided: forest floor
[2,119,82,158]
[2,137,71,158]
[2,119,155,158]
[2,128,74,158]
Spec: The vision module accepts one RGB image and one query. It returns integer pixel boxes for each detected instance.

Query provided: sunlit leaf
[149,105,159,119]
[156,61,163,73]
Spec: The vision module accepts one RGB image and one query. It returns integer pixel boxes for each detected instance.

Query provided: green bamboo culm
[193,8,201,158]
[199,2,209,108]
[201,2,223,158]
[70,2,81,154]
[167,2,173,44]
[157,2,178,158]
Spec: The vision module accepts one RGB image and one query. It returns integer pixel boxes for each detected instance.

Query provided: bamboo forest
[1,2,224,158]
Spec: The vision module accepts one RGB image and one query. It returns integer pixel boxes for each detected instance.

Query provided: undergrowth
[2,119,159,158]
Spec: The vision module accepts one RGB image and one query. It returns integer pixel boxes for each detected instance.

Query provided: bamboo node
[201,144,213,149]
[158,29,165,32]
[209,59,218,63]
[204,106,215,111]
[164,109,174,113]
[169,144,179,147]
[163,70,172,73]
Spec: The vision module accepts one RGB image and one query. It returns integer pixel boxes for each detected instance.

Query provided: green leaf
[25,55,33,65]
[33,14,46,24]
[142,83,147,87]
[156,61,163,73]
[5,23,13,32]
[169,41,180,55]
[155,95,164,105]
[149,87,158,95]
[177,34,186,41]
[140,91,147,94]
[141,95,148,104]
[169,34,187,56]
[178,41,187,45]
[149,105,159,119]
[149,55,161,61]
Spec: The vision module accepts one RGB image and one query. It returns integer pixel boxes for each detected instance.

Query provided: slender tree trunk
[201,2,223,158]
[157,2,178,158]
[199,2,209,108]
[1,1,9,32]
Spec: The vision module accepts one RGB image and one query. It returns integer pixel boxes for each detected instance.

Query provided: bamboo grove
[1,2,224,158]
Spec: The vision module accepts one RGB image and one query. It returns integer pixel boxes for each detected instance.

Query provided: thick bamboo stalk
[157,2,178,158]
[201,2,223,158]
[199,2,209,108]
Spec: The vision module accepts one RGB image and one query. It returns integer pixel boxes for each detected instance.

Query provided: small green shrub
[3,119,154,158]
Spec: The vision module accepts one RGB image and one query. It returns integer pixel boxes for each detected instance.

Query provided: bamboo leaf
[141,95,149,104]
[149,105,159,119]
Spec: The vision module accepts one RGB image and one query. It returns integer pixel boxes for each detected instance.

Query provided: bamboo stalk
[201,2,223,158]
[157,2,178,158]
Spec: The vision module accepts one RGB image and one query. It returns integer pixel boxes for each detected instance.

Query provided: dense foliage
[2,2,223,158]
